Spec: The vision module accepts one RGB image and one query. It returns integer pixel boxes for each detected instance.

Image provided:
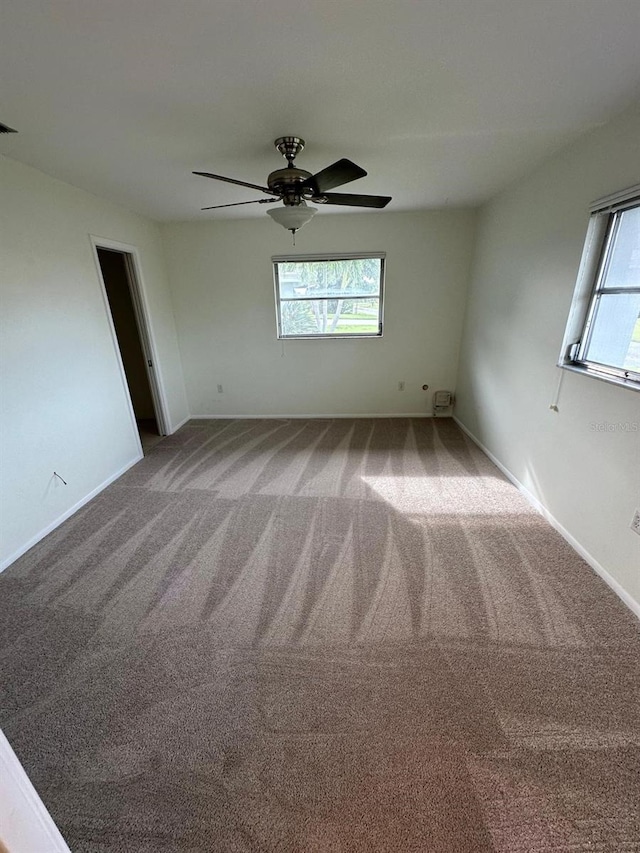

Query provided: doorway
[95,245,167,451]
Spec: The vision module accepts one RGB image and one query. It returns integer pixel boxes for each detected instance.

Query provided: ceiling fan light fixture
[267,202,318,235]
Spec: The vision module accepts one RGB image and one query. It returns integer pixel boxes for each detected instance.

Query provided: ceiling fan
[193,136,391,238]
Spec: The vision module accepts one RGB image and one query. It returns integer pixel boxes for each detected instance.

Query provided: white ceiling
[1,0,639,221]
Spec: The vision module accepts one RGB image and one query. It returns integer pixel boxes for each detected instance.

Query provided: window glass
[600,206,640,290]
[582,292,640,372]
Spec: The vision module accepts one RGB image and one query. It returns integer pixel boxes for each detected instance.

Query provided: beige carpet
[1,417,639,852]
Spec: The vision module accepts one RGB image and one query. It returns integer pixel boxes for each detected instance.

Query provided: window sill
[278,333,384,341]
[558,361,640,392]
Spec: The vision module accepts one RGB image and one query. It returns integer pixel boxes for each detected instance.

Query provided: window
[273,253,385,339]
[560,186,640,390]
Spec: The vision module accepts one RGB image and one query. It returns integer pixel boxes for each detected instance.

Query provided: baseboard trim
[189,412,434,419]
[168,413,191,434]
[453,416,640,621]
[0,454,142,574]
[0,729,71,852]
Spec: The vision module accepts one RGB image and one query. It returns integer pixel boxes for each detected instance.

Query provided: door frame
[90,235,170,441]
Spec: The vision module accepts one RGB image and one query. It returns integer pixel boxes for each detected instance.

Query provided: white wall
[455,103,640,608]
[0,729,71,852]
[162,210,477,417]
[0,156,189,568]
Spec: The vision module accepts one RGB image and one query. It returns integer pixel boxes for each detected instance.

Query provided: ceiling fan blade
[314,192,392,209]
[193,171,273,194]
[301,159,367,194]
[201,198,277,210]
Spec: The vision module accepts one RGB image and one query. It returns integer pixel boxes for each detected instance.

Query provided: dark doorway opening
[96,247,162,452]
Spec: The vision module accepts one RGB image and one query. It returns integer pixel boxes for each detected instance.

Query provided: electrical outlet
[217,384,224,394]
[631,509,640,536]
[398,381,405,391]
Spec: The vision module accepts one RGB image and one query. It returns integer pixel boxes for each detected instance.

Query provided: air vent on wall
[0,123,17,133]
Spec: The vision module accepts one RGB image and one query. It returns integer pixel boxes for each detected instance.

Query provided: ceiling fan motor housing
[267,166,314,205]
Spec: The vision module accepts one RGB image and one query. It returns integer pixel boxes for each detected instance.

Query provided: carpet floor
[1,417,639,852]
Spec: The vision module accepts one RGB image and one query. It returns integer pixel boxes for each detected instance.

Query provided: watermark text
[589,422,638,432]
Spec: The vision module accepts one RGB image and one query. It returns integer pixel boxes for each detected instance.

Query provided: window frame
[273,252,386,340]
[559,185,640,392]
